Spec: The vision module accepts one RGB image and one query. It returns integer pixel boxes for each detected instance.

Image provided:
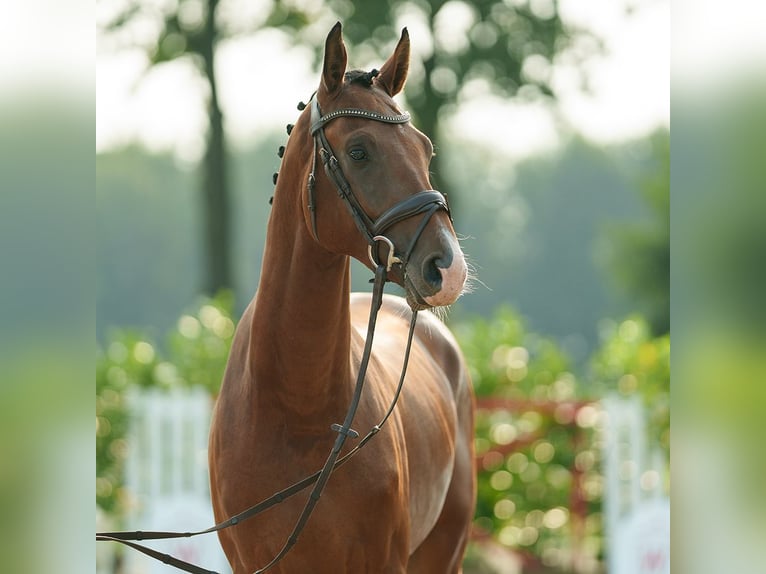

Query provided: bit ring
[368,235,401,271]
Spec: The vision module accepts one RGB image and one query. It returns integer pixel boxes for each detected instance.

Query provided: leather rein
[96,95,451,574]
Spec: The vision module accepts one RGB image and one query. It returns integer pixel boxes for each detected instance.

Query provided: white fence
[98,389,668,574]
[123,387,230,574]
[603,395,670,574]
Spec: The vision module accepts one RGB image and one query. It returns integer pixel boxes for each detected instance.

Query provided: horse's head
[299,22,467,310]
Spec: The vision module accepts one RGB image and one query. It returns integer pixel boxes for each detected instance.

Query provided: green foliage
[166,291,237,392]
[680,84,766,335]
[96,292,235,515]
[95,297,669,571]
[456,308,669,571]
[603,130,670,335]
[456,308,602,569]
[297,0,596,195]
[454,307,571,400]
[446,136,648,357]
[589,316,670,456]
[98,0,597,301]
[323,0,579,99]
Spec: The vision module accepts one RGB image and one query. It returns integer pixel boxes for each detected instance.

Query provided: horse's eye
[348,147,367,161]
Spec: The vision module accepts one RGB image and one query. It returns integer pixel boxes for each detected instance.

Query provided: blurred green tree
[98,0,310,295]
[589,315,670,462]
[96,292,235,515]
[100,0,231,294]
[99,0,593,296]
[603,130,670,335]
[684,87,766,334]
[455,308,603,572]
[288,0,595,201]
[456,308,669,571]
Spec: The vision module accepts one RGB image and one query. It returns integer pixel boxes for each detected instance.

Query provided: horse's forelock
[344,69,380,88]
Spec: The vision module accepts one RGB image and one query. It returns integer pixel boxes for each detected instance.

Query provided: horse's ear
[376,27,410,96]
[321,22,347,97]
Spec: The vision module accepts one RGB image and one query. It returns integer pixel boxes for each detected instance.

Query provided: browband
[310,102,411,135]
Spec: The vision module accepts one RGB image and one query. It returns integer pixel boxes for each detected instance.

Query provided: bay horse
[208,23,475,573]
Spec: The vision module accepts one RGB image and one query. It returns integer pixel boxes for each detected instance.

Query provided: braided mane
[345,68,380,87]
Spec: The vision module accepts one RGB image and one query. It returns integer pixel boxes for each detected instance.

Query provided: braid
[363,68,379,85]
[345,68,380,87]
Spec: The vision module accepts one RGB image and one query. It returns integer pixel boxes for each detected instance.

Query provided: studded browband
[310,105,411,134]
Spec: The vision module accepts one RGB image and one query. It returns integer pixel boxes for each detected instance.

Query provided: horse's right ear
[321,22,347,98]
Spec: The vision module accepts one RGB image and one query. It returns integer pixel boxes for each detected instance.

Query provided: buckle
[367,235,401,271]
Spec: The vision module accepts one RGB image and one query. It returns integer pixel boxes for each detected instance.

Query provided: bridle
[308,96,451,272]
[96,92,455,574]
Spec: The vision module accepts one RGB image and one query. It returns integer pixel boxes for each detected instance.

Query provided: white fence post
[603,395,669,574]
[124,387,230,574]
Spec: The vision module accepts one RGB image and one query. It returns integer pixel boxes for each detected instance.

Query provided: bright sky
[95,0,670,162]
[1,0,90,99]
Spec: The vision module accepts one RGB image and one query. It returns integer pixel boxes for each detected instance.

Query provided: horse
[208,23,475,573]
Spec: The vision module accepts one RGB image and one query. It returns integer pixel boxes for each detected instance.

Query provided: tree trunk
[201,0,231,295]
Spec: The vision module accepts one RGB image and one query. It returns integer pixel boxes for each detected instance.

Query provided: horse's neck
[249,182,353,417]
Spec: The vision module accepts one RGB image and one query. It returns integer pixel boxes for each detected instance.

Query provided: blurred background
[1,0,759,573]
[94,0,671,572]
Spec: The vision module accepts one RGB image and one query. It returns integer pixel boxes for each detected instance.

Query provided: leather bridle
[308,97,451,272]
[96,94,454,574]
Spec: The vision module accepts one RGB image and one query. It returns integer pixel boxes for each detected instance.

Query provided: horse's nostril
[422,255,443,290]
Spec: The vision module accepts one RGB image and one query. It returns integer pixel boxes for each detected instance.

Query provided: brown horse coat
[208,23,475,573]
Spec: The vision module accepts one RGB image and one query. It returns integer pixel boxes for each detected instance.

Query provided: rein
[96,94,449,573]
[98,265,417,574]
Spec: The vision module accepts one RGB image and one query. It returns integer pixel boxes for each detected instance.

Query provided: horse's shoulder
[349,292,467,388]
[349,292,420,333]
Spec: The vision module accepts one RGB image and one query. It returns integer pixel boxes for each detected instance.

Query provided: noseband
[308,98,450,271]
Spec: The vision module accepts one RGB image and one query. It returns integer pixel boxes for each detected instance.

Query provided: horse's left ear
[321,21,347,98]
[377,27,410,96]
